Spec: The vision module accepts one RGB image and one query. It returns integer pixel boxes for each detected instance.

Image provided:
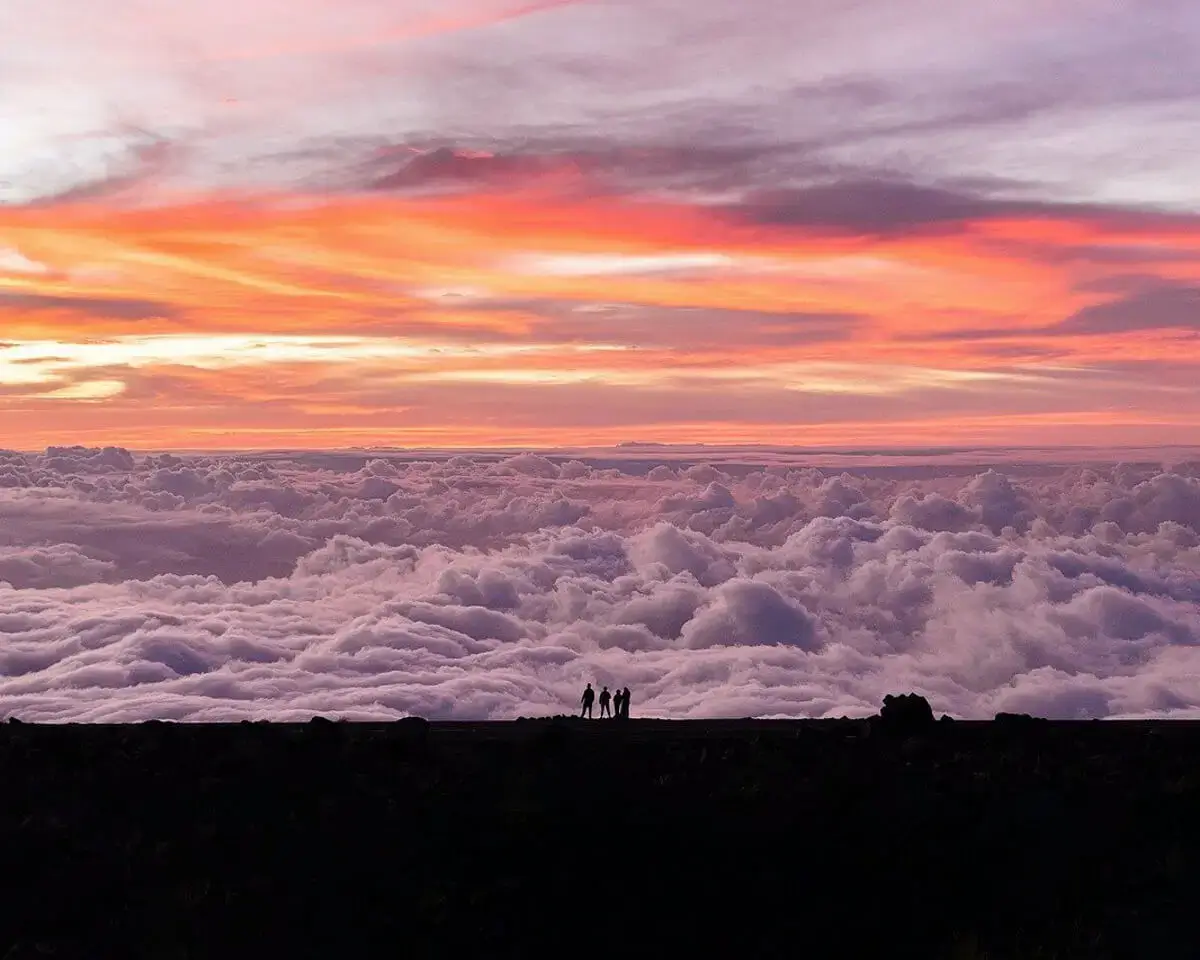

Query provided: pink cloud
[1,447,1199,722]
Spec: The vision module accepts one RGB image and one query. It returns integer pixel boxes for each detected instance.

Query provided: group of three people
[580,683,631,719]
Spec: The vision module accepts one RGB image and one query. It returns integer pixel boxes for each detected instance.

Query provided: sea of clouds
[1,445,1199,721]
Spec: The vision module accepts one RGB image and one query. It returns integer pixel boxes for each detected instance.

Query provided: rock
[995,712,1045,725]
[876,693,935,734]
[306,715,342,740]
[994,712,1047,744]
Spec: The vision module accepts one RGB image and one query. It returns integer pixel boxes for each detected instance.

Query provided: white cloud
[3,0,1199,207]
[0,447,1198,721]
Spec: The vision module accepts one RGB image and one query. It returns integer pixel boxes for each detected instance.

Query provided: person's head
[586,682,592,689]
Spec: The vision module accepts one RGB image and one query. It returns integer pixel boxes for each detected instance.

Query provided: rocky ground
[2,714,1199,958]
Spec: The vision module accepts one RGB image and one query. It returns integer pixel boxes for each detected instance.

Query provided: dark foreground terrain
[3,715,1200,959]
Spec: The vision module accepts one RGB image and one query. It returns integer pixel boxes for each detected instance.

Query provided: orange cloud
[3,185,1200,449]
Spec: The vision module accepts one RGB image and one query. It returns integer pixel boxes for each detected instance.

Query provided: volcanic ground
[3,715,1199,958]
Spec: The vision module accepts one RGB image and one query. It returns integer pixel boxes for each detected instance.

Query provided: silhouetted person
[612,688,624,719]
[599,686,612,718]
[580,683,595,719]
[620,686,631,719]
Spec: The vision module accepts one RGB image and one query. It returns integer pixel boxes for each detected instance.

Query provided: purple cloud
[1061,281,1200,334]
[6,0,1200,211]
[1,447,1199,722]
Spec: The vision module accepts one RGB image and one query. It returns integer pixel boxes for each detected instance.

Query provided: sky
[2,0,1200,449]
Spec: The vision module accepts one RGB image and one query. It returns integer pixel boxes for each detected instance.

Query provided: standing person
[612,687,625,719]
[599,686,612,718]
[621,687,631,719]
[580,683,595,719]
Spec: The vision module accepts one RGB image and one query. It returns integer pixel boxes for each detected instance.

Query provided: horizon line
[10,442,1200,457]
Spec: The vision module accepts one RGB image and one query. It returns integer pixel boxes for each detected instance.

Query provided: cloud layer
[2,447,1198,721]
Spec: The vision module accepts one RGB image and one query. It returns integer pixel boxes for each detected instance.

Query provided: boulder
[876,693,935,734]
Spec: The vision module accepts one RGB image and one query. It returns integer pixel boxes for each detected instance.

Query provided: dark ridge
[2,716,1199,958]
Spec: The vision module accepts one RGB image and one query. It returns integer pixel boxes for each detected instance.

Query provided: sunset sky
[3,0,1199,450]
